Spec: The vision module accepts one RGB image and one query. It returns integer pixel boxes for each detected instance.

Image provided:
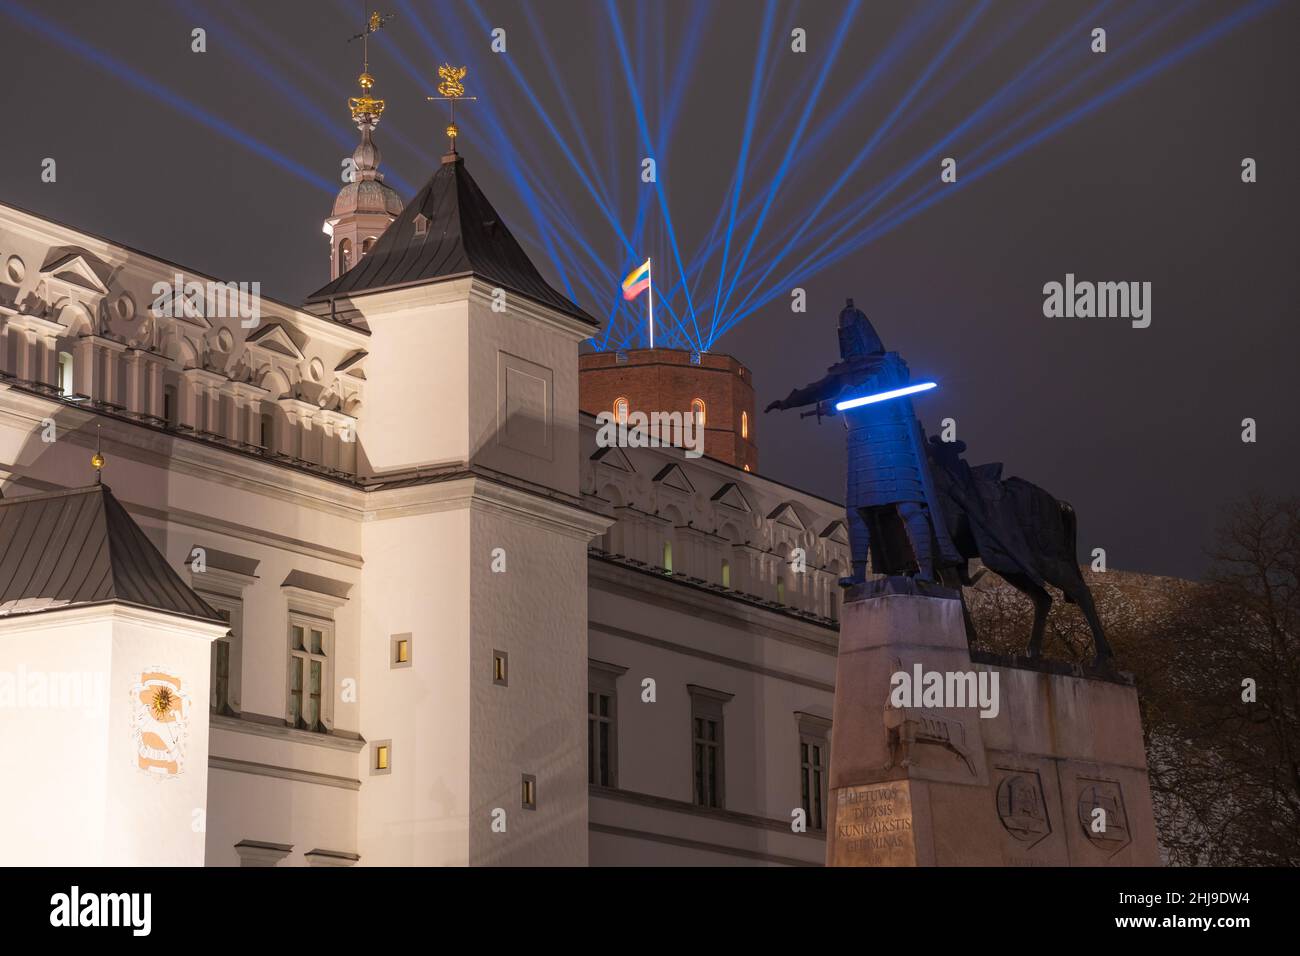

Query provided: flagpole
[647,259,655,349]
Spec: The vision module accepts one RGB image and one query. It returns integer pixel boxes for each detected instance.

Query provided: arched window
[338,238,353,273]
[362,237,377,255]
[662,540,673,574]
[57,351,74,397]
[614,397,629,425]
[777,578,786,604]
[741,410,749,439]
[721,559,730,589]
[691,398,706,427]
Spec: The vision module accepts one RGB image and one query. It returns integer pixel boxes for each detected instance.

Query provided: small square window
[493,650,509,686]
[371,739,392,776]
[521,773,537,810]
[391,633,412,669]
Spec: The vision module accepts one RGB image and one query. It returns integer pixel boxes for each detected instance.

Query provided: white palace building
[0,94,849,867]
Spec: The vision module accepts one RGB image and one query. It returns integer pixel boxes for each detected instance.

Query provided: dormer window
[413,213,429,238]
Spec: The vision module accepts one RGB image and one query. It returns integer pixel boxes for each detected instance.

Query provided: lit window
[721,559,730,589]
[691,398,706,427]
[57,351,74,397]
[371,739,392,775]
[493,650,509,686]
[663,540,673,574]
[362,237,376,255]
[391,633,412,668]
[777,578,786,604]
[614,397,629,424]
[338,238,352,273]
[741,410,749,439]
[521,774,537,810]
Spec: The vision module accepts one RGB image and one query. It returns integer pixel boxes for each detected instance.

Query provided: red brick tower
[578,348,758,471]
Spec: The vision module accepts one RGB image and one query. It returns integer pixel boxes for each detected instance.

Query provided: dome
[332,179,403,218]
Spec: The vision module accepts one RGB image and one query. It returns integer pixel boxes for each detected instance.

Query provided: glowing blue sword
[834,381,937,411]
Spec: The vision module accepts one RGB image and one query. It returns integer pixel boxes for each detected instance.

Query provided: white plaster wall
[467,293,583,495]
[0,607,219,866]
[357,506,472,865]
[0,615,112,865]
[351,289,470,474]
[469,502,590,865]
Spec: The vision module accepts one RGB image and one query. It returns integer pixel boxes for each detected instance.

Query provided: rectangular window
[371,739,392,776]
[391,632,412,668]
[797,714,832,831]
[493,650,508,686]
[588,661,627,789]
[288,613,333,732]
[199,595,242,716]
[521,774,537,810]
[688,685,734,809]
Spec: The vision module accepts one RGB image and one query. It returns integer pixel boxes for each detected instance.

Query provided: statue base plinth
[826,578,1160,866]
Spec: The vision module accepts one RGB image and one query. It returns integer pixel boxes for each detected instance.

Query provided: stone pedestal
[826,578,1160,866]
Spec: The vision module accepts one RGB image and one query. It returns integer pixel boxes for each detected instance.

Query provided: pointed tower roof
[0,485,222,624]
[306,155,597,326]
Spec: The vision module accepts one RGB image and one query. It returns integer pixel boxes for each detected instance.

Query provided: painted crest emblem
[130,670,190,777]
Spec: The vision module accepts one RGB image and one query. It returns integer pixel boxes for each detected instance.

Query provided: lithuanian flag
[621,258,651,301]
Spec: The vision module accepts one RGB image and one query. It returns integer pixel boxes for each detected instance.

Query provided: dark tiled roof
[305,155,597,326]
[0,485,222,624]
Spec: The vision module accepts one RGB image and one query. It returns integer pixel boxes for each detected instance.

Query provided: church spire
[326,10,402,281]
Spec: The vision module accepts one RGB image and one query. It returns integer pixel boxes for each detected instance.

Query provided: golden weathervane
[347,10,395,124]
[427,63,477,153]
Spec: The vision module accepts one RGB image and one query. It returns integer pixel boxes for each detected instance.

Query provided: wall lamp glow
[834,381,937,411]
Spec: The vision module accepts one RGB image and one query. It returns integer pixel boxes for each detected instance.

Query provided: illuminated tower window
[741,410,749,439]
[362,237,377,255]
[614,397,629,424]
[338,238,353,273]
[692,398,706,427]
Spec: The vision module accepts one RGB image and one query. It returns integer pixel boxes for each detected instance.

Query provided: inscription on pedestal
[828,781,917,866]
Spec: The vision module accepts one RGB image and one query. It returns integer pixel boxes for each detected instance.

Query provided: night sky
[1,0,1295,579]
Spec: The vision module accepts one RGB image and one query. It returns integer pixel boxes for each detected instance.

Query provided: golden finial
[91,424,105,483]
[427,64,477,154]
[347,10,395,125]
